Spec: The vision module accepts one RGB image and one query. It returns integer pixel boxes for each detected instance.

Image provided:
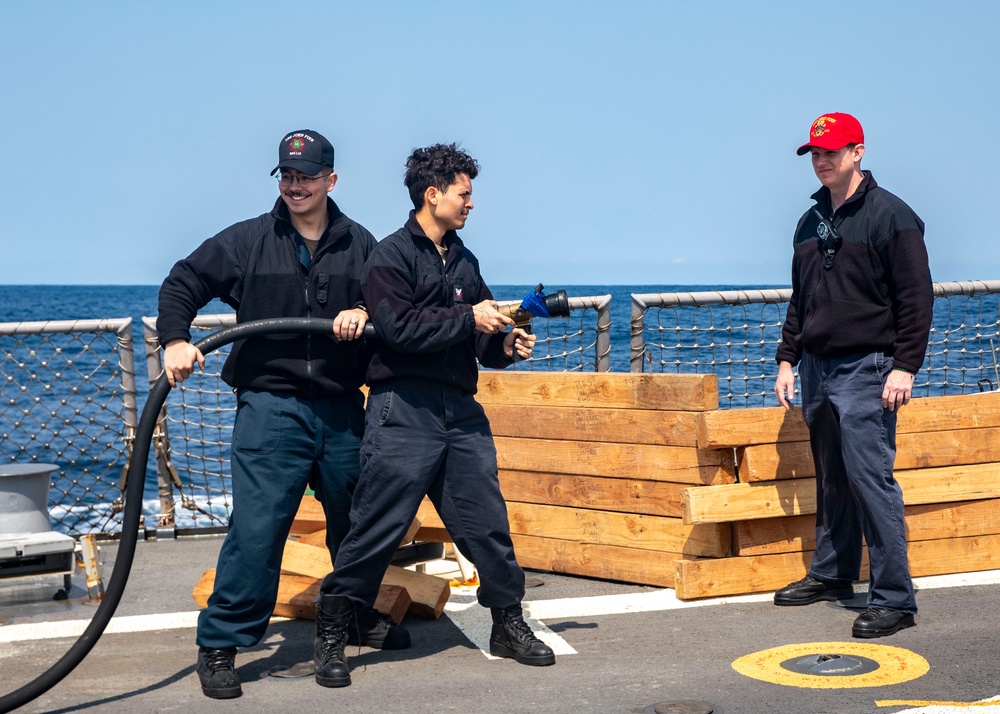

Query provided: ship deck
[2,535,999,714]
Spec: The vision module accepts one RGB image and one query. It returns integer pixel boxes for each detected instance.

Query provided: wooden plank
[696,406,808,450]
[413,499,450,542]
[477,372,719,411]
[279,540,449,619]
[295,529,329,548]
[483,403,701,446]
[412,491,728,557]
[499,471,691,518]
[290,497,325,536]
[698,392,1000,449]
[511,534,678,587]
[380,565,451,619]
[682,480,815,525]
[293,516,423,549]
[675,551,864,599]
[499,458,733,488]
[733,499,1000,556]
[682,463,1000,524]
[741,426,1000,481]
[495,437,724,478]
[192,569,410,623]
[506,502,729,557]
[677,532,1000,599]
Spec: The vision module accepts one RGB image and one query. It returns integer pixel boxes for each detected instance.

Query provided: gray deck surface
[1,535,998,714]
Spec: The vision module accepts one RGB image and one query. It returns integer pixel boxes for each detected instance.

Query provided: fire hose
[0,317,347,713]
[0,286,571,712]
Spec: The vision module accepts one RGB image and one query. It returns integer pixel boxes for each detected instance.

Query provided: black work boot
[489,604,555,666]
[196,646,242,699]
[346,607,412,650]
[314,594,353,687]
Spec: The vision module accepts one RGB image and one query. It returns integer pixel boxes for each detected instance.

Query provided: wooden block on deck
[484,404,702,446]
[280,539,449,619]
[294,516,423,549]
[290,497,326,536]
[682,480,815,525]
[476,372,719,411]
[495,437,728,481]
[507,501,729,558]
[741,426,1000,481]
[682,463,1000,524]
[192,569,410,623]
[675,551,860,599]
[499,471,690,518]
[677,530,1000,599]
[511,533,678,588]
[697,392,1000,450]
[733,498,1000,556]
[413,498,450,542]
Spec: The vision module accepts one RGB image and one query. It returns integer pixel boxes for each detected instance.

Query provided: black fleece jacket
[362,212,513,393]
[776,171,933,373]
[157,197,376,398]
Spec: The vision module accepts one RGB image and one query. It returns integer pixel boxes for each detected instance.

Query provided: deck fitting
[652,701,714,714]
[780,653,880,676]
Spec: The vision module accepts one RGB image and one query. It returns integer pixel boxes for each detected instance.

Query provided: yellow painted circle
[732,641,929,689]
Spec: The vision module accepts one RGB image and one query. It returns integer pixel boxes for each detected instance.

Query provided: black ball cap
[270,130,335,176]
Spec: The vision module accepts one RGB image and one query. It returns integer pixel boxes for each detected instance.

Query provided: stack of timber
[414,372,734,588]
[192,506,450,621]
[675,391,1000,600]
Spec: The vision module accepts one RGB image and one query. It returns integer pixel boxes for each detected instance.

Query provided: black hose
[0,317,355,713]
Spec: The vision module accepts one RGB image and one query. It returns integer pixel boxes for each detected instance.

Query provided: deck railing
[2,285,997,535]
[631,280,1000,408]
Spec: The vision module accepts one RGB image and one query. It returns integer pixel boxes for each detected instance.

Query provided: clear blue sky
[2,1,996,286]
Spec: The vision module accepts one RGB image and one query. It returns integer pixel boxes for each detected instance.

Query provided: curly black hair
[404,143,480,209]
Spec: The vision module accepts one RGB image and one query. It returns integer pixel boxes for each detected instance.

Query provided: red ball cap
[796,113,865,156]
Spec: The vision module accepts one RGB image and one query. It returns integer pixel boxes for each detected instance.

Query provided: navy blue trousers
[322,379,525,610]
[800,351,916,614]
[197,388,364,649]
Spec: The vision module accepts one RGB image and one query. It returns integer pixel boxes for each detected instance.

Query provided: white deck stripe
[3,569,999,647]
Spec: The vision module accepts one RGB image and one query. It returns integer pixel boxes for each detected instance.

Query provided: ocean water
[3,284,998,533]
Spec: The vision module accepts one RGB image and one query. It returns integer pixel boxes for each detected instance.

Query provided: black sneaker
[773,575,854,606]
[346,608,411,650]
[852,607,916,638]
[196,646,242,699]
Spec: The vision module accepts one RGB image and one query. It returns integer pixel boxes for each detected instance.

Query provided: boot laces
[202,648,235,674]
[503,611,539,645]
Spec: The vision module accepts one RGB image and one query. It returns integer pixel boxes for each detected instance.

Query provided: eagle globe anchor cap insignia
[796,112,864,155]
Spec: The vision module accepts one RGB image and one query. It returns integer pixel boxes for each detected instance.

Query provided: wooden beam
[697,391,1000,449]
[682,463,1000,524]
[484,403,701,446]
[511,534,678,588]
[412,492,728,556]
[499,471,692,518]
[677,532,1000,599]
[740,426,1000,481]
[506,502,729,557]
[293,516,423,549]
[279,539,449,619]
[192,569,410,623]
[675,551,862,599]
[696,406,808,449]
[732,499,1000,556]
[495,436,727,478]
[290,497,325,536]
[477,372,719,411]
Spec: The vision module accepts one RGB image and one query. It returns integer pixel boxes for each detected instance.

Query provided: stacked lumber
[192,507,450,621]
[675,391,1000,599]
[415,372,733,588]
